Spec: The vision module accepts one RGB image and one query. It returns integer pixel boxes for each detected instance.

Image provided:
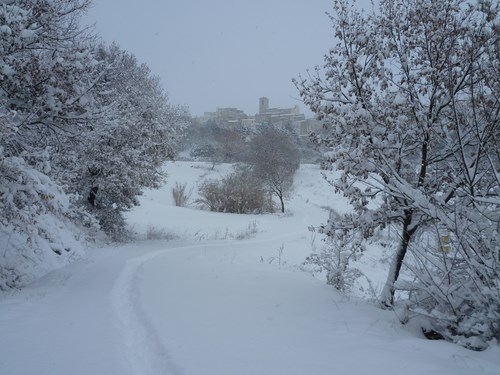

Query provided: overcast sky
[84,1,372,117]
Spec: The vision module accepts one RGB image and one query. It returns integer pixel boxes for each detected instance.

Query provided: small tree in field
[295,0,499,347]
[248,128,301,213]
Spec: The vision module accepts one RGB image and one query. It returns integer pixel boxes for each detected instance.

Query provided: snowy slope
[1,162,499,375]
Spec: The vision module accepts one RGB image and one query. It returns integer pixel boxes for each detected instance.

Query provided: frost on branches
[295,0,499,348]
[0,112,90,289]
[248,128,300,213]
[1,1,185,288]
[55,43,187,239]
[304,212,365,294]
[0,0,95,289]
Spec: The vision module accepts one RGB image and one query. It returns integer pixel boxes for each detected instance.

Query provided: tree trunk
[88,186,98,206]
[279,194,285,213]
[380,209,416,307]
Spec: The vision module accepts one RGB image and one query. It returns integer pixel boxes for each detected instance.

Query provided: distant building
[199,97,314,134]
[259,97,269,114]
[255,97,305,126]
[215,107,247,122]
[202,107,247,127]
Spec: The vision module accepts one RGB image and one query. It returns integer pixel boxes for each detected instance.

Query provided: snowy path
[0,245,130,374]
[2,237,499,375]
[0,240,192,375]
[1,162,499,374]
[134,238,500,375]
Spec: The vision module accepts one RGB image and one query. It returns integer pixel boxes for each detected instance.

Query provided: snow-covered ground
[1,162,499,374]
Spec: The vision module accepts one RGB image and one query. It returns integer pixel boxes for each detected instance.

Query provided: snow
[1,161,499,374]
[0,25,12,35]
[19,29,35,39]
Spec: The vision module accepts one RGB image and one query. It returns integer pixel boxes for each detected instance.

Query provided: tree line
[0,0,186,288]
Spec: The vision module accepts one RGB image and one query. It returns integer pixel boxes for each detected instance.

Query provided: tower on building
[259,97,269,114]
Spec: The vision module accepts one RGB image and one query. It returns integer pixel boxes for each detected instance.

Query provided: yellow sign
[438,235,450,253]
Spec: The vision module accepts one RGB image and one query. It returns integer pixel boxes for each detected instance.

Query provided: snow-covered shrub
[305,213,365,293]
[196,165,267,214]
[172,182,191,207]
[196,179,223,212]
[145,225,178,241]
[400,218,500,350]
[0,150,88,290]
[86,204,129,242]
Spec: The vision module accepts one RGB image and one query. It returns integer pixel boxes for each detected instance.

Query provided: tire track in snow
[110,224,309,375]
[111,248,186,375]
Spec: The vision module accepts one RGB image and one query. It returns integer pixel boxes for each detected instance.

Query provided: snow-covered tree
[54,43,187,238]
[295,0,499,346]
[0,0,96,288]
[1,0,96,137]
[0,0,97,193]
[1,0,186,286]
[248,128,300,213]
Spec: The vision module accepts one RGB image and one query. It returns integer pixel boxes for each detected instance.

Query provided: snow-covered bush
[400,219,500,349]
[0,148,90,290]
[172,182,191,207]
[305,212,365,293]
[145,225,178,241]
[196,165,268,214]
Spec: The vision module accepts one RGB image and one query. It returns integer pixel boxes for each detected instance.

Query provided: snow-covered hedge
[0,151,93,289]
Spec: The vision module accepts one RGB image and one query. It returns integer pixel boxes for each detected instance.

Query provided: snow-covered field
[1,161,499,374]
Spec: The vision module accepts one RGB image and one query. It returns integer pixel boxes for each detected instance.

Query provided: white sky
[84,0,372,117]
